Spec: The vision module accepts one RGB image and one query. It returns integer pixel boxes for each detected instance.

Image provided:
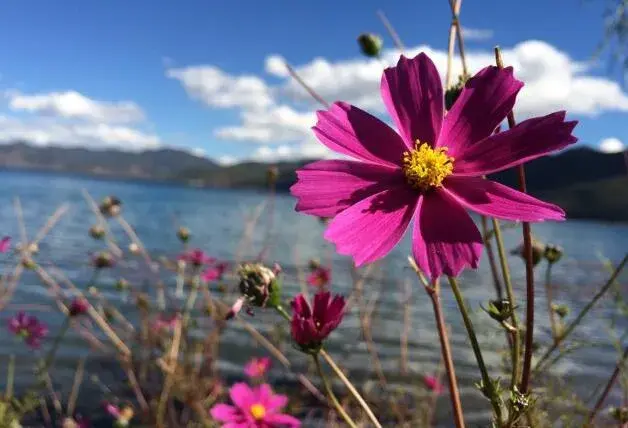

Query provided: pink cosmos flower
[202,262,229,282]
[68,297,90,317]
[178,249,215,267]
[210,382,300,427]
[306,266,331,288]
[423,375,444,395]
[0,236,10,253]
[8,311,48,348]
[291,292,346,349]
[244,357,272,379]
[290,53,577,279]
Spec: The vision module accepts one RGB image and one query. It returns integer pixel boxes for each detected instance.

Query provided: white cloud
[265,55,289,77]
[598,137,625,153]
[190,147,207,157]
[251,141,334,162]
[0,115,160,151]
[461,27,493,41]
[217,155,237,166]
[166,66,273,110]
[8,91,145,123]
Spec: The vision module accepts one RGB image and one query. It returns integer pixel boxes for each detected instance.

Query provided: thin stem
[493,217,521,387]
[320,349,382,428]
[376,10,405,51]
[425,280,466,428]
[482,216,504,301]
[586,345,628,425]
[494,46,535,393]
[36,317,71,383]
[284,62,329,108]
[448,276,504,424]
[535,254,628,371]
[313,354,358,428]
[274,304,291,321]
[182,273,200,326]
[6,355,15,398]
[448,0,468,76]
[544,263,559,343]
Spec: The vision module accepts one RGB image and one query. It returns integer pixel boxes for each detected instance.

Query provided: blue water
[0,169,627,426]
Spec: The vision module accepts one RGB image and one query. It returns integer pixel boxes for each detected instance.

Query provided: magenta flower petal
[445,176,565,221]
[313,102,407,167]
[439,66,523,156]
[0,236,10,253]
[453,111,578,176]
[381,53,444,148]
[229,382,253,410]
[412,192,483,279]
[291,159,404,217]
[324,187,418,266]
[266,414,302,427]
[210,404,240,422]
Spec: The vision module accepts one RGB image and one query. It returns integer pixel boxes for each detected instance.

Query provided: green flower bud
[482,299,517,323]
[176,226,191,243]
[552,303,570,319]
[544,244,563,264]
[89,225,106,240]
[357,33,383,58]
[511,238,546,267]
[610,406,628,423]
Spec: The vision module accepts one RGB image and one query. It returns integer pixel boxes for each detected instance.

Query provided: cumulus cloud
[8,90,145,123]
[166,66,273,110]
[0,115,160,151]
[461,26,493,41]
[598,137,625,153]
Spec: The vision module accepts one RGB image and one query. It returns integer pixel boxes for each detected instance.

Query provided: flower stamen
[250,403,266,420]
[402,141,454,191]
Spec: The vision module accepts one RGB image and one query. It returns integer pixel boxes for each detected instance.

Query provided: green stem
[544,263,559,343]
[274,304,291,322]
[535,254,628,371]
[6,355,15,398]
[492,217,521,388]
[33,317,71,387]
[182,271,201,326]
[313,354,358,428]
[448,276,504,425]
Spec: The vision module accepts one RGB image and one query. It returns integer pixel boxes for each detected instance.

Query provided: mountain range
[0,141,626,221]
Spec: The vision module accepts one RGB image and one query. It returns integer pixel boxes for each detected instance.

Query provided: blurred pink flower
[291,292,346,350]
[244,357,272,379]
[0,236,10,253]
[423,375,444,395]
[8,311,48,348]
[306,267,331,288]
[290,53,577,279]
[104,402,121,419]
[68,297,90,317]
[201,262,229,282]
[152,313,180,332]
[210,382,300,427]
[178,249,215,267]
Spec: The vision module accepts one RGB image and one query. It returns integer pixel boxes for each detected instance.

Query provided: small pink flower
[178,249,215,268]
[290,53,577,279]
[244,357,272,379]
[0,236,10,253]
[8,312,48,349]
[423,375,444,395]
[291,292,346,350]
[210,382,300,427]
[104,402,121,419]
[306,267,331,288]
[201,262,229,282]
[68,297,89,317]
[152,313,180,332]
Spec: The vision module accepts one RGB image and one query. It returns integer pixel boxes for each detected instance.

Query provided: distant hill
[0,142,626,221]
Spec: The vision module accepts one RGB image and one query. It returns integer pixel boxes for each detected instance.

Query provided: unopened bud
[136,293,150,311]
[115,278,129,291]
[92,252,115,269]
[552,303,569,319]
[176,226,191,243]
[99,196,122,217]
[68,297,89,317]
[89,225,106,240]
[308,259,321,270]
[544,244,563,264]
[511,238,546,267]
[21,257,36,270]
[610,406,628,423]
[128,243,140,255]
[267,166,279,186]
[482,299,517,323]
[357,33,383,58]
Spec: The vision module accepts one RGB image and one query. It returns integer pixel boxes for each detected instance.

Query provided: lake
[1,169,627,427]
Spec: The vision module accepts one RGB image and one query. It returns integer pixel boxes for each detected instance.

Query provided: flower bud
[482,299,517,323]
[511,238,546,267]
[357,33,383,58]
[92,252,115,269]
[445,73,469,110]
[308,259,321,270]
[176,226,191,243]
[68,297,89,317]
[99,196,122,217]
[115,278,129,291]
[89,225,106,240]
[21,257,36,270]
[544,244,563,264]
[551,303,569,319]
[136,293,150,311]
[267,166,279,186]
[237,263,278,308]
[128,242,140,255]
[610,406,628,423]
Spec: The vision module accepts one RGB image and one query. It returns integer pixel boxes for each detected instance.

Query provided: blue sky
[0,0,625,163]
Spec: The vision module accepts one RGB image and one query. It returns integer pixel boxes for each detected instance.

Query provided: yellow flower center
[402,141,454,191]
[250,403,266,420]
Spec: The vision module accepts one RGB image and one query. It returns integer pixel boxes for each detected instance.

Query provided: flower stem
[34,317,71,387]
[543,263,559,343]
[313,354,358,428]
[586,345,628,426]
[424,280,466,428]
[448,276,504,425]
[481,216,504,301]
[320,349,382,428]
[492,217,521,388]
[274,304,291,322]
[6,355,15,398]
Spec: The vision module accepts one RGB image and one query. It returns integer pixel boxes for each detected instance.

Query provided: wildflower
[210,382,300,427]
[0,236,11,253]
[290,53,577,279]
[244,357,272,379]
[544,244,563,264]
[423,375,444,395]
[357,33,383,58]
[178,249,215,268]
[88,225,106,240]
[511,238,546,266]
[104,403,134,427]
[201,262,229,282]
[226,263,281,319]
[176,226,191,243]
[68,297,89,317]
[8,312,48,349]
[307,266,331,288]
[92,252,115,269]
[99,196,121,217]
[291,291,346,352]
